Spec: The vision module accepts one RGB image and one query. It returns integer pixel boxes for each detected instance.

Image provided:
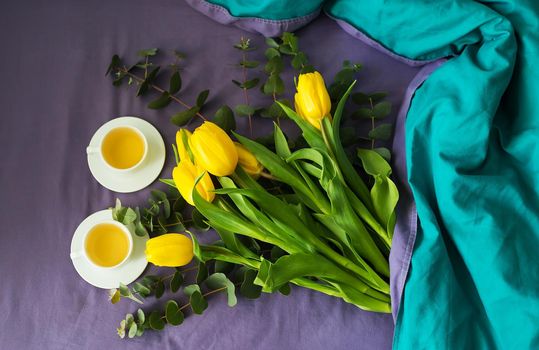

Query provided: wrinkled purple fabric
[0,0,422,349]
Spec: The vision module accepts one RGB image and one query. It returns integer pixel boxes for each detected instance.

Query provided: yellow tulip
[145,233,194,267]
[173,158,215,206]
[294,71,331,129]
[175,129,192,162]
[234,142,263,177]
[189,121,238,176]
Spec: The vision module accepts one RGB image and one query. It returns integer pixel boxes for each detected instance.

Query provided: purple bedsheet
[0,1,420,349]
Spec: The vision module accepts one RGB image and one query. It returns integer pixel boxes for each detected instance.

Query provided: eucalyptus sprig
[111,188,188,237]
[106,49,210,127]
[258,36,292,125]
[233,37,260,136]
[266,32,314,74]
[350,91,393,161]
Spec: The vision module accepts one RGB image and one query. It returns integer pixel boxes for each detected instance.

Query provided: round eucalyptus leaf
[149,311,165,331]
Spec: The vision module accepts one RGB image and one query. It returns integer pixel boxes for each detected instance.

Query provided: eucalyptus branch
[232,37,260,137]
[242,50,253,136]
[117,67,207,121]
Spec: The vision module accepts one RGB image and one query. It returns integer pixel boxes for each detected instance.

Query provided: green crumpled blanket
[326,0,539,348]
[207,0,539,347]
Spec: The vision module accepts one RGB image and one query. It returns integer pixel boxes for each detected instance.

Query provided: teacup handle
[86,146,99,155]
[70,251,84,260]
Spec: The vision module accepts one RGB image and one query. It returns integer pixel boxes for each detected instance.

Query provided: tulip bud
[234,142,263,177]
[294,71,331,129]
[145,233,194,267]
[189,121,238,176]
[173,158,215,206]
[175,129,192,162]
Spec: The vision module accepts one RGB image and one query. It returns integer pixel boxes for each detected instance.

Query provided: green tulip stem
[312,238,390,294]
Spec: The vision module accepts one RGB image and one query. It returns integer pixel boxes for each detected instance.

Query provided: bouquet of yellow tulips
[154,71,398,313]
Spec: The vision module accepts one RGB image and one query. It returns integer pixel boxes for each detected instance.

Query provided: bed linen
[0,1,423,349]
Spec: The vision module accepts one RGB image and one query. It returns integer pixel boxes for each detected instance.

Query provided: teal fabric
[206,0,323,20]
[326,0,539,348]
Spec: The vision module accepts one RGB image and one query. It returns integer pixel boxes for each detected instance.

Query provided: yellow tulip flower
[189,121,238,176]
[173,158,215,206]
[234,142,263,177]
[294,71,331,129]
[175,129,192,162]
[145,233,194,267]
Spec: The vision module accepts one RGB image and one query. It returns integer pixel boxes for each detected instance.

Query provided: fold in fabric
[326,0,539,348]
[185,0,323,36]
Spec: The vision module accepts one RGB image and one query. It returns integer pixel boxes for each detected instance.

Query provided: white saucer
[87,116,166,193]
[70,209,149,289]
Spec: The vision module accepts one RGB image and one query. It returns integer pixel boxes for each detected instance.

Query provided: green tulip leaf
[275,102,325,149]
[371,175,399,239]
[328,82,373,207]
[357,149,392,177]
[205,273,237,307]
[273,123,291,158]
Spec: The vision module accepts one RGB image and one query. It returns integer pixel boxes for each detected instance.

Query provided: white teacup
[70,220,133,269]
[87,125,148,172]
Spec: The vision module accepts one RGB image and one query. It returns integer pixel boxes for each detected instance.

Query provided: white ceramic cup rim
[70,220,133,270]
[87,124,148,172]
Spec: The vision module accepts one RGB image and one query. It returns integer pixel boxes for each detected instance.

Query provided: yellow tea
[101,127,145,169]
[85,223,130,267]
